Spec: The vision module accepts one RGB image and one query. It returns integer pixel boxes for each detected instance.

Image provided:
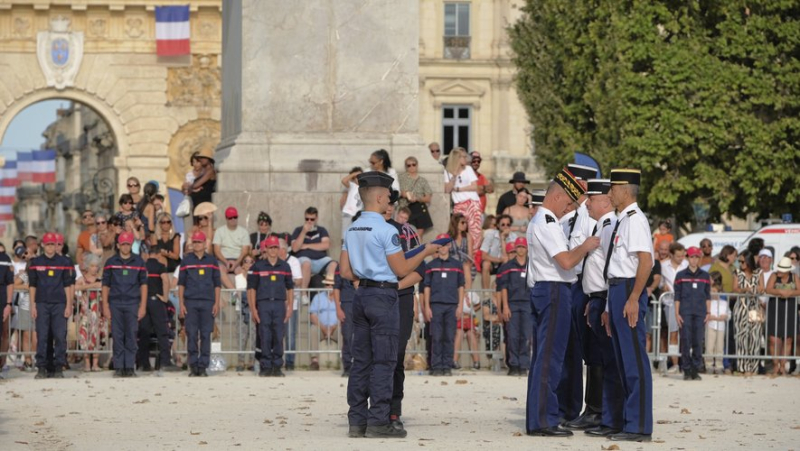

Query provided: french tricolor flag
[155,5,191,56]
[16,151,32,183]
[31,150,57,184]
[0,187,15,204]
[0,159,18,187]
[0,205,12,221]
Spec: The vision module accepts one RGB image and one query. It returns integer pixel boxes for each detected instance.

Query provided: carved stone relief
[166,54,221,108]
[166,119,221,190]
[125,18,144,39]
[88,19,107,38]
[14,17,31,38]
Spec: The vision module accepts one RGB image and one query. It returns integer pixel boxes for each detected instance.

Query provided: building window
[442,105,471,154]
[444,2,470,59]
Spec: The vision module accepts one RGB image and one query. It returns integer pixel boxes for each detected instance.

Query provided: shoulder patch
[602,218,611,227]
[545,215,556,224]
[391,234,400,247]
[627,210,637,217]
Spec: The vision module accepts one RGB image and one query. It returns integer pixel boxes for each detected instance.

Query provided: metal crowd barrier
[0,287,503,371]
[649,291,800,374]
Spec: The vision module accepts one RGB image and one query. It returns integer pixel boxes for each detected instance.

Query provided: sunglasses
[127,183,139,188]
[430,149,440,153]
[406,163,417,168]
[305,217,316,222]
[499,223,511,227]
[122,201,133,205]
[96,220,106,225]
[199,216,209,221]
[160,220,172,224]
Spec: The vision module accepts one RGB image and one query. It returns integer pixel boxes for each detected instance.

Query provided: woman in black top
[249,212,272,257]
[137,251,175,371]
[189,149,216,207]
[152,212,181,273]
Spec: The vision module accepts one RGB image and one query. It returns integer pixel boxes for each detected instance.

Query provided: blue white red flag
[155,5,191,56]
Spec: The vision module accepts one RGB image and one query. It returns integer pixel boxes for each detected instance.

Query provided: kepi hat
[553,167,585,202]
[610,169,641,186]
[586,178,612,196]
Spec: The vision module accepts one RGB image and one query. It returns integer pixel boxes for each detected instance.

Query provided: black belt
[257,298,286,302]
[588,291,608,300]
[607,277,632,286]
[361,279,399,289]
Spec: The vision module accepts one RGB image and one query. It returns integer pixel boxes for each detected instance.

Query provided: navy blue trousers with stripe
[526,281,571,431]
[608,278,653,435]
[587,296,624,429]
[556,281,587,421]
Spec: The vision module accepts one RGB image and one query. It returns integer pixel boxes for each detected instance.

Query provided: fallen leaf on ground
[264,419,272,424]
[440,381,448,385]
[15,441,29,445]
[34,421,45,426]
[656,420,673,424]
[732,410,743,414]
[512,432,523,437]
[653,440,665,443]
[699,435,706,439]
[680,427,692,433]
[502,396,518,401]
[190,431,201,435]
[455,379,468,385]
[199,441,207,445]
[680,408,691,414]
[601,445,620,450]
[790,426,800,430]
[133,399,149,404]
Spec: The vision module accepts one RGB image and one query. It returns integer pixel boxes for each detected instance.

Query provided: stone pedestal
[216,0,446,251]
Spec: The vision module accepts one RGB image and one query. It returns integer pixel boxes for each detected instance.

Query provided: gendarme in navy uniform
[556,163,599,425]
[178,230,222,377]
[101,231,147,377]
[524,168,600,437]
[340,171,438,439]
[581,179,625,437]
[604,169,653,442]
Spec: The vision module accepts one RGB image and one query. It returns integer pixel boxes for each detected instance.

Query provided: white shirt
[661,258,688,294]
[385,168,401,193]
[445,166,480,204]
[607,202,654,279]
[560,200,596,275]
[582,210,616,294]
[342,181,362,216]
[526,206,576,286]
[287,255,302,310]
[708,299,730,331]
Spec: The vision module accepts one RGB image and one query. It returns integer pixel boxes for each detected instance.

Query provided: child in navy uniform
[674,246,711,381]
[423,234,465,376]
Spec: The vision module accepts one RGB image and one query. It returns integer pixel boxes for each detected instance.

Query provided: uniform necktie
[567,210,579,242]
[603,219,622,281]
[581,223,598,272]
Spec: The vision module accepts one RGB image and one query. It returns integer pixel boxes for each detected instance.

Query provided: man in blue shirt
[178,230,221,377]
[423,235,466,376]
[248,235,294,377]
[102,231,148,378]
[28,232,74,379]
[340,171,439,439]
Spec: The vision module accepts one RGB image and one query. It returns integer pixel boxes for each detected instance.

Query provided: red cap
[117,231,135,245]
[505,242,516,253]
[225,206,238,219]
[260,235,280,250]
[55,233,64,244]
[436,233,450,240]
[515,237,528,248]
[42,232,58,244]
[191,230,206,242]
[686,246,702,257]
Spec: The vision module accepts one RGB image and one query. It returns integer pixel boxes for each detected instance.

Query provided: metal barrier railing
[649,291,799,375]
[0,287,503,371]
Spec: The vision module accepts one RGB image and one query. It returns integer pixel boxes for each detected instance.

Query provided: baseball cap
[758,248,773,259]
[686,246,702,257]
[225,206,238,219]
[14,246,25,258]
[260,235,280,250]
[436,233,450,240]
[55,233,64,244]
[191,231,207,242]
[505,242,516,253]
[515,237,528,248]
[117,232,135,245]
[42,232,58,244]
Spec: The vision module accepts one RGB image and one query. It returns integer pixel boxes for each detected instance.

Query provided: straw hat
[776,257,793,273]
[193,202,217,217]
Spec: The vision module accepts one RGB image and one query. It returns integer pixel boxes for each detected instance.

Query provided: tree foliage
[509,0,800,226]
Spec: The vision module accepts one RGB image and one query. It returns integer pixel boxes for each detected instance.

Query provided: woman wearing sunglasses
[126,177,142,204]
[398,156,433,237]
[153,212,182,273]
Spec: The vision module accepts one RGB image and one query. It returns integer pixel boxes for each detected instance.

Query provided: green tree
[509,0,800,226]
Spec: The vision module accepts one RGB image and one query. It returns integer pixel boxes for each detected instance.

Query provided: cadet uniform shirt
[102,254,147,304]
[0,253,14,306]
[178,252,221,301]
[247,258,294,301]
[674,267,711,317]
[582,210,617,295]
[497,258,529,301]
[28,254,72,304]
[291,226,331,260]
[388,218,425,295]
[145,258,166,299]
[60,254,76,286]
[495,260,513,294]
[560,201,596,275]
[334,272,356,304]
[607,202,653,279]
[424,257,465,304]
[526,206,576,285]
[343,211,402,283]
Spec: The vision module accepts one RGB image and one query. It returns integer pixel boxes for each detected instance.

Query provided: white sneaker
[667,366,679,374]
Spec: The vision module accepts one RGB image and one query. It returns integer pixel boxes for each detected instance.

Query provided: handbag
[747,308,764,323]
[175,196,192,217]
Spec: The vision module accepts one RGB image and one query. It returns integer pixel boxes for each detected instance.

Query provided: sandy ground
[1,368,799,451]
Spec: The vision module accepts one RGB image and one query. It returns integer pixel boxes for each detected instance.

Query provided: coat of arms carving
[37,16,84,90]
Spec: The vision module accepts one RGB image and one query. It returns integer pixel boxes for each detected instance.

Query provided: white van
[677,231,752,255]
[738,224,800,260]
